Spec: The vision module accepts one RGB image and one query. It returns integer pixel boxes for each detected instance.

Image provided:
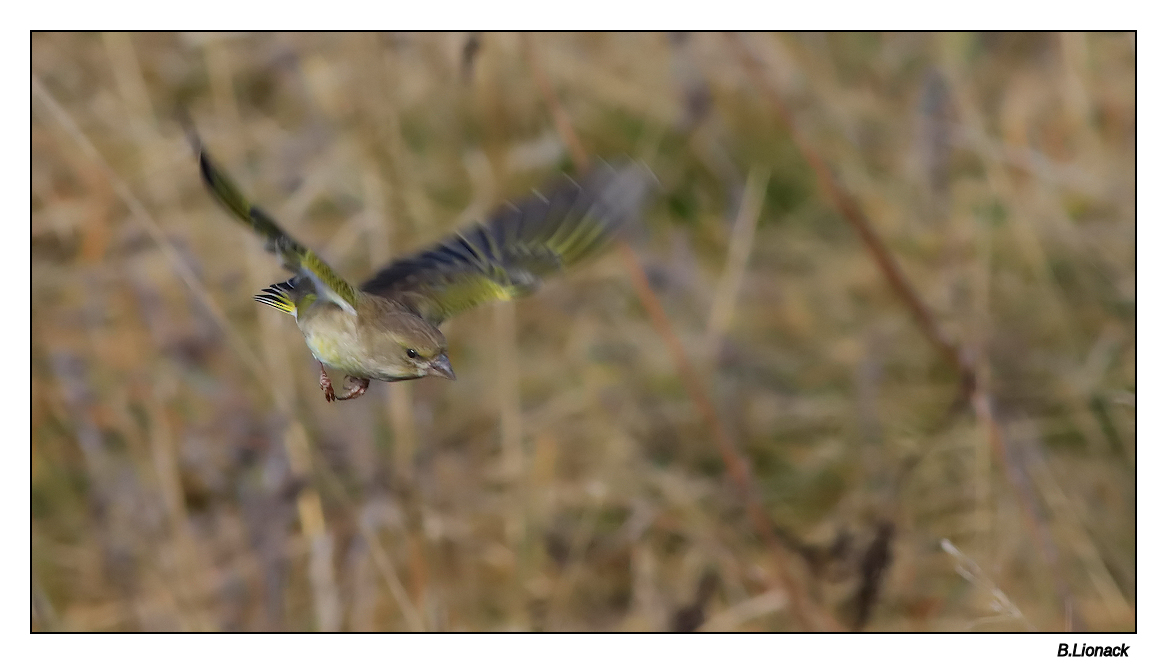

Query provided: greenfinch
[186,126,652,402]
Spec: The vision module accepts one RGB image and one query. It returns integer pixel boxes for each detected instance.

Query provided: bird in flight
[184,124,652,402]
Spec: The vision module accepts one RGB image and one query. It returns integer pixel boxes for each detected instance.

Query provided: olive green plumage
[185,124,653,402]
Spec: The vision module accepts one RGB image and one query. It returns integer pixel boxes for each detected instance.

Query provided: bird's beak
[427,353,456,380]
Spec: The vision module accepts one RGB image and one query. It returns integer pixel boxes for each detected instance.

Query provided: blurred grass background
[30,32,1135,632]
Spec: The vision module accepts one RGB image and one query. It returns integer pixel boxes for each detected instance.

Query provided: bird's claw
[319,363,368,402]
[319,364,337,402]
[334,377,370,401]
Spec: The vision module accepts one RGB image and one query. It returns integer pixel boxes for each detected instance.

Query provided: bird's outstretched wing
[361,161,654,325]
[183,123,360,315]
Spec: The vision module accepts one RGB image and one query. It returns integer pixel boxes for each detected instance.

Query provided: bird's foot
[333,376,371,401]
[319,364,337,402]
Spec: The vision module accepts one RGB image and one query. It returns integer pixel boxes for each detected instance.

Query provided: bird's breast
[297,304,368,374]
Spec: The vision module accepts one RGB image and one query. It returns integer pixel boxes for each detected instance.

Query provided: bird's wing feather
[186,125,359,315]
[360,161,654,325]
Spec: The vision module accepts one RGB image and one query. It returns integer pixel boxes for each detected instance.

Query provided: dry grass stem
[940,538,1033,631]
[704,166,769,349]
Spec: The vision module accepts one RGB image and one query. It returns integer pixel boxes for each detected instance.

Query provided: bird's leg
[319,362,337,402]
[333,376,371,401]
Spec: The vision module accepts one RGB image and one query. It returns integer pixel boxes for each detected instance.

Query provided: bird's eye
[406,348,419,359]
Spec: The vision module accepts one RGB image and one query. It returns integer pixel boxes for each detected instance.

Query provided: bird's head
[375,312,456,381]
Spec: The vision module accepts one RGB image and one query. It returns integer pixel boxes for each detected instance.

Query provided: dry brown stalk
[523,34,835,632]
[730,36,966,380]
[730,33,1081,630]
[525,36,591,171]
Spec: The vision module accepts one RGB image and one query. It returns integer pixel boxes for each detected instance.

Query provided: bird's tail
[254,279,299,316]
